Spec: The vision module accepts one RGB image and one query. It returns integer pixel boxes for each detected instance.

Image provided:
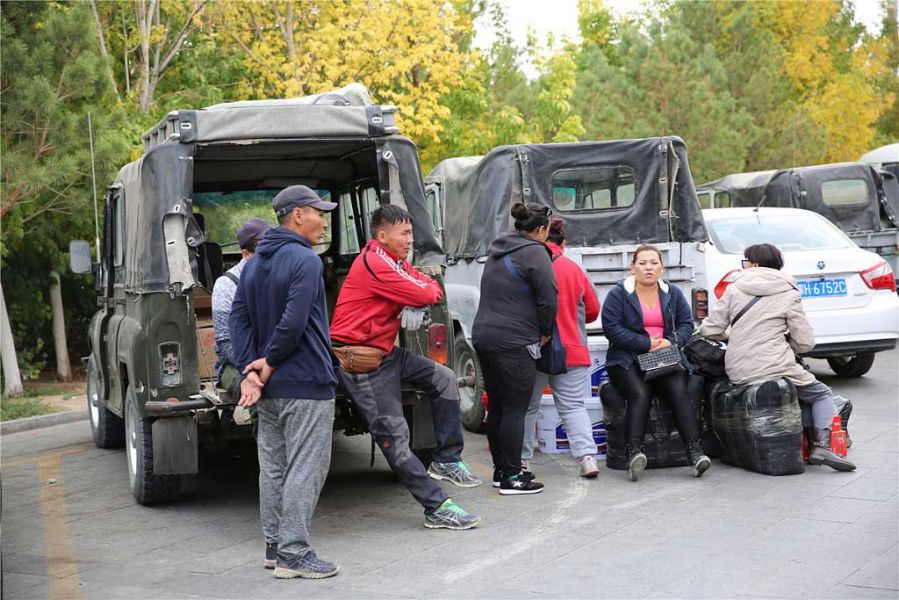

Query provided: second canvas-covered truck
[424,137,710,431]
[69,85,452,504]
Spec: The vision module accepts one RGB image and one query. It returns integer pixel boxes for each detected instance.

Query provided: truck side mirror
[69,240,93,274]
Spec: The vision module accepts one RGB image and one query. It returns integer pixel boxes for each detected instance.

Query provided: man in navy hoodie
[229,185,339,580]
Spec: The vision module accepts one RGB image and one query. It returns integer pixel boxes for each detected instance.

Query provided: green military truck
[70,85,453,505]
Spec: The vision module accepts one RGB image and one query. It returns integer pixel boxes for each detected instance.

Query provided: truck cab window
[193,188,333,254]
[552,166,637,212]
[821,179,869,207]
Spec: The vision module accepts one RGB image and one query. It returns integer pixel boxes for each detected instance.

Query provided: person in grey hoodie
[472,203,558,495]
[699,243,855,472]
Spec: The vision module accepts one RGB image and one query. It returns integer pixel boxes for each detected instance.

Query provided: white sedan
[702,207,899,377]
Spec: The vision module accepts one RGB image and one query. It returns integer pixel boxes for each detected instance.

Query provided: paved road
[3,351,897,599]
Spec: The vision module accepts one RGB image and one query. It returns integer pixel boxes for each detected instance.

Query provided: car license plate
[799,278,847,298]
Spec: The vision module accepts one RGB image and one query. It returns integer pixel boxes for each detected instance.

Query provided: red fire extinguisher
[831,416,848,458]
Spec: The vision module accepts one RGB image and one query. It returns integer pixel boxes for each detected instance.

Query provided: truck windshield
[194,189,332,253]
[706,212,854,254]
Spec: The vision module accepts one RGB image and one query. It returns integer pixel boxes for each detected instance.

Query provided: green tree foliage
[574,10,749,182]
[2,0,897,380]
[1,1,127,376]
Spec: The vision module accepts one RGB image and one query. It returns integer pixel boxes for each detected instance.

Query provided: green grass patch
[1,398,52,421]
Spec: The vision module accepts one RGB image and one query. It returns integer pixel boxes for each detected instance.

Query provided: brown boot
[808,428,856,472]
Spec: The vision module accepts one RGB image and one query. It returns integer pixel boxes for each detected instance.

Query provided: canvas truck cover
[121,84,442,294]
[428,137,707,259]
[142,83,397,150]
[119,143,202,294]
[698,162,899,232]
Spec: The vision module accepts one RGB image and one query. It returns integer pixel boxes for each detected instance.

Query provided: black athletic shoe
[498,473,544,495]
[492,468,535,488]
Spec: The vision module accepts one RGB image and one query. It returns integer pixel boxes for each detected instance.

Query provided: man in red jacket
[330,205,482,530]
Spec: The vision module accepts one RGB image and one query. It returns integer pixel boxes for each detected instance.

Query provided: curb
[1,410,88,435]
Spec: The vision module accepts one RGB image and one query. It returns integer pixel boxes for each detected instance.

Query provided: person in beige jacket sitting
[699,243,855,472]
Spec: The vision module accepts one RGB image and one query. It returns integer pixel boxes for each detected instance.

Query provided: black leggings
[477,346,536,477]
[607,363,699,446]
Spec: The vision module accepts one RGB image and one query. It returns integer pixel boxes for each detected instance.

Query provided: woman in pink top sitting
[600,244,710,482]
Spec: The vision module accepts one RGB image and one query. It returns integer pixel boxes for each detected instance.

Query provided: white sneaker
[578,455,599,478]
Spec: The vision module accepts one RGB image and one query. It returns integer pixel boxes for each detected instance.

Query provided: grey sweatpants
[522,366,597,461]
[796,380,837,429]
[257,397,334,558]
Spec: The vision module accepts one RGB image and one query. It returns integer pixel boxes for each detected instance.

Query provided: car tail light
[860,261,897,292]
[714,270,741,299]
[428,323,448,365]
[692,288,709,319]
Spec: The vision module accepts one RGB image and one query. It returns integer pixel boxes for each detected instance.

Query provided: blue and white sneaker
[424,499,482,530]
[427,460,483,488]
[273,551,339,579]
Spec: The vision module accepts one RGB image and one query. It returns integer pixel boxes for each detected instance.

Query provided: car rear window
[194,189,332,254]
[707,213,853,254]
[552,165,636,212]
[821,179,869,207]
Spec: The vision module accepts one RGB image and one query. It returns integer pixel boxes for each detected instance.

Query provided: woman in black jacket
[472,203,558,495]
[601,244,710,482]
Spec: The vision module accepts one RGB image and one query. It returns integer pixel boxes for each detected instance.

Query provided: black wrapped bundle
[709,378,804,476]
[600,375,705,470]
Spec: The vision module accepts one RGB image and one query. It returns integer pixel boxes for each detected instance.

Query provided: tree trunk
[0,282,24,397]
[136,0,154,113]
[49,271,72,382]
[90,0,121,100]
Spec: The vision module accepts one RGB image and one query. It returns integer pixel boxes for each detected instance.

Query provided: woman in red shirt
[521,218,602,478]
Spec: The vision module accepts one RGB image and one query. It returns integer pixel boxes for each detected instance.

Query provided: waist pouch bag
[599,375,706,470]
[709,377,804,476]
[333,346,385,374]
[636,345,685,381]
[502,254,567,375]
[536,324,567,375]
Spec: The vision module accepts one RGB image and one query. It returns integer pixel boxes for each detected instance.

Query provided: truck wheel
[454,333,486,433]
[87,358,124,449]
[125,386,181,505]
[827,352,875,378]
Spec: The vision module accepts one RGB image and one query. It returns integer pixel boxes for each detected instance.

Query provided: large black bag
[684,296,762,380]
[600,374,706,470]
[709,378,804,476]
[684,336,727,379]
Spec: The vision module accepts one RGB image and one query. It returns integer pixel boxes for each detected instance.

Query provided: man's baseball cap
[272,185,338,217]
[236,218,272,248]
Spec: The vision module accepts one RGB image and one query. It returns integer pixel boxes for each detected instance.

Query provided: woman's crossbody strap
[731,295,762,327]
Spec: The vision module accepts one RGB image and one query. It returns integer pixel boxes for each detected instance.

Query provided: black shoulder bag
[636,297,685,381]
[502,253,567,375]
[684,295,762,379]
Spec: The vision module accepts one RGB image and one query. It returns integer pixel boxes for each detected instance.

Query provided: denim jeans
[522,366,596,461]
[797,379,837,429]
